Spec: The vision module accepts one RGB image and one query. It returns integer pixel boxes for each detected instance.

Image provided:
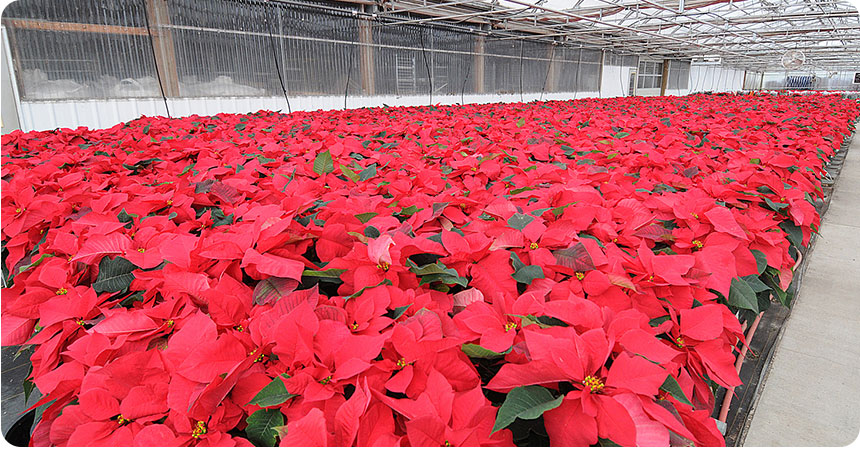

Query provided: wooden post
[473,28,485,94]
[358,6,375,96]
[660,59,670,96]
[144,0,180,97]
[545,43,558,93]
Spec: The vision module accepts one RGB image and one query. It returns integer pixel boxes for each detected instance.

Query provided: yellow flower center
[15,207,22,213]
[166,319,174,327]
[167,199,173,205]
[234,325,243,332]
[396,358,409,368]
[56,288,68,295]
[319,375,332,385]
[691,212,699,219]
[75,319,86,326]
[648,275,654,281]
[351,321,359,331]
[529,242,539,250]
[460,203,467,209]
[470,167,477,172]
[575,272,585,281]
[443,440,452,447]
[191,421,207,439]
[674,336,686,348]
[583,375,605,393]
[376,262,390,271]
[504,321,517,332]
[692,240,703,249]
[137,248,146,253]
[116,414,129,425]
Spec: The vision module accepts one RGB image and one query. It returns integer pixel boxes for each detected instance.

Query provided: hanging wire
[344,42,355,109]
[460,33,474,105]
[418,26,433,106]
[139,0,171,118]
[573,47,582,100]
[519,39,525,103]
[264,0,292,113]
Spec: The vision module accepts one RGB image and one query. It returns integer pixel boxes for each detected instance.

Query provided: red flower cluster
[2,93,858,447]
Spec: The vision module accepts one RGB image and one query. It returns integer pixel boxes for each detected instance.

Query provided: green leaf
[355,212,379,224]
[660,374,693,406]
[507,213,534,231]
[93,256,137,294]
[763,197,789,212]
[516,118,526,128]
[253,277,299,305]
[302,268,346,280]
[512,265,545,285]
[613,131,630,139]
[248,375,296,407]
[741,274,771,293]
[461,343,510,359]
[234,123,246,132]
[726,277,760,313]
[396,205,423,217]
[245,408,285,447]
[340,164,359,182]
[17,253,53,274]
[779,220,803,249]
[750,249,768,275]
[313,150,334,175]
[386,304,412,320]
[364,226,380,238]
[142,124,151,134]
[358,163,377,181]
[492,386,563,433]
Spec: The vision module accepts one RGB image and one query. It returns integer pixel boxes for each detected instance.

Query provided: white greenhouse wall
[17,91,600,132]
[599,65,634,98]
[678,65,746,95]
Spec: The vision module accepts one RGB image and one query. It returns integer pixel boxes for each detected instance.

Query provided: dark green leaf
[93,256,137,294]
[507,213,534,231]
[660,375,693,406]
[492,386,563,433]
[253,277,299,305]
[750,249,768,275]
[386,304,412,320]
[512,265,544,285]
[245,408,285,447]
[358,164,377,181]
[726,277,760,313]
[248,376,296,408]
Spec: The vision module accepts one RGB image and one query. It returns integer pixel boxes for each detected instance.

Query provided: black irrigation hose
[140,0,171,118]
[418,27,433,106]
[264,0,292,114]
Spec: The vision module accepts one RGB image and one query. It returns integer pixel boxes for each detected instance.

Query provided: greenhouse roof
[340,0,860,71]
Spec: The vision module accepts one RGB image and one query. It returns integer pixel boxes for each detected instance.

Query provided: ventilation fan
[781,50,805,69]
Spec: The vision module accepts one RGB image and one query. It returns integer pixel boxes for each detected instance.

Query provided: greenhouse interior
[1,0,859,447]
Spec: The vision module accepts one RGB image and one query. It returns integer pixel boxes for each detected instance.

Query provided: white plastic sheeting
[17,91,599,132]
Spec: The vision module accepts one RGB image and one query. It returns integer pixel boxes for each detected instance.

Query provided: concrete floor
[744,136,860,447]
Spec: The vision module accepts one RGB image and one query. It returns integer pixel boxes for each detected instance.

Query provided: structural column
[545,43,559,93]
[144,0,180,97]
[473,27,486,94]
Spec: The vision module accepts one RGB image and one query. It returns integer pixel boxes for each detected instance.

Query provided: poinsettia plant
[2,93,857,447]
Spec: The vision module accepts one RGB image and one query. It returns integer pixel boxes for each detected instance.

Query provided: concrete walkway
[744,135,860,446]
